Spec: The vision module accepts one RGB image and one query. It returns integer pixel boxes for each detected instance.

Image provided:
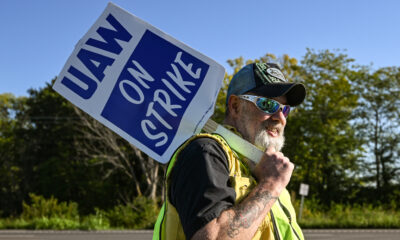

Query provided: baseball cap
[226,62,306,106]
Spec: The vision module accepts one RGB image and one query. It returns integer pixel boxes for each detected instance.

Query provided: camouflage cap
[226,62,306,106]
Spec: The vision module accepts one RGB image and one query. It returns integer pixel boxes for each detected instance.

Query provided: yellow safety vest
[153,133,304,240]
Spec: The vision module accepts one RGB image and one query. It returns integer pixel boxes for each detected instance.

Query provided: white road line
[303,229,400,233]
[0,235,36,238]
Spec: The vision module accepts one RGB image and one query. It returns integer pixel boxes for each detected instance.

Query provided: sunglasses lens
[256,98,280,114]
[254,97,291,117]
[282,106,291,117]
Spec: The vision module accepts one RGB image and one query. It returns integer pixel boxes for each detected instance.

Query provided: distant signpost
[53,3,225,164]
[298,183,309,220]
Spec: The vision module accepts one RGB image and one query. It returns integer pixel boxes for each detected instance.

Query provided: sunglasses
[238,95,291,118]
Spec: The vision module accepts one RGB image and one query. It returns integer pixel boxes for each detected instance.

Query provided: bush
[0,194,159,230]
[80,208,110,230]
[21,193,79,220]
[0,194,81,230]
[26,217,80,230]
[106,196,159,229]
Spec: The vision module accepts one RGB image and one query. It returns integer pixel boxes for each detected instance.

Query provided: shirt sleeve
[168,137,236,239]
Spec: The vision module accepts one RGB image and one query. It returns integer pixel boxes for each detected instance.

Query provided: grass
[2,204,399,230]
[0,217,81,230]
[0,214,112,230]
[298,203,400,229]
[1,193,400,230]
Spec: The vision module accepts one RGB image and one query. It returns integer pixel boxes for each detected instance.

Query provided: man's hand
[253,146,294,196]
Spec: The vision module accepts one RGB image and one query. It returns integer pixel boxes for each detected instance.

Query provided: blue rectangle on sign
[101,30,209,156]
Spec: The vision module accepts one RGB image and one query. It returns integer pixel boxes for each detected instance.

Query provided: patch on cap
[255,63,287,84]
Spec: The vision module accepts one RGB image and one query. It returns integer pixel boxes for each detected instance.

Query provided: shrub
[27,217,80,230]
[80,208,110,230]
[21,193,79,221]
[106,196,159,229]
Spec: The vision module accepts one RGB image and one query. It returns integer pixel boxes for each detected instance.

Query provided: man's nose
[271,109,286,126]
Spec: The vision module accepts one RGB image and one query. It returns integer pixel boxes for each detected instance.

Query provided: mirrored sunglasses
[238,95,291,118]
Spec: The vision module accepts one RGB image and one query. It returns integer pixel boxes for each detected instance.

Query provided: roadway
[0,229,400,240]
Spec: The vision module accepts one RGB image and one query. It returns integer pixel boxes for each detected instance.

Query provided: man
[153,62,306,240]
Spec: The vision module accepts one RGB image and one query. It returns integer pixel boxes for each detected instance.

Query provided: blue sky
[1,0,399,97]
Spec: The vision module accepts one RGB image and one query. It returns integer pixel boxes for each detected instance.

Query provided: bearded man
[154,62,306,240]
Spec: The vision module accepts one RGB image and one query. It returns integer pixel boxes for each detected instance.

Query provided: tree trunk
[374,109,381,190]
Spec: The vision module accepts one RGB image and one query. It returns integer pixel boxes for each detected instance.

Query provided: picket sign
[53,2,264,164]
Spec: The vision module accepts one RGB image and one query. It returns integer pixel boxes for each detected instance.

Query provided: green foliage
[3,198,400,229]
[0,195,159,230]
[25,218,80,230]
[353,66,400,195]
[0,194,81,230]
[211,72,230,123]
[0,83,138,216]
[21,193,79,220]
[79,208,110,230]
[284,49,363,205]
[0,93,27,216]
[106,197,159,229]
[0,217,81,230]
[299,202,400,228]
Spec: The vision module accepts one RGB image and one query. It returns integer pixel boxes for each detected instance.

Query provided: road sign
[53,3,225,163]
[299,183,309,196]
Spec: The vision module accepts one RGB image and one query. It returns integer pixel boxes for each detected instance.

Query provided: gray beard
[254,129,285,152]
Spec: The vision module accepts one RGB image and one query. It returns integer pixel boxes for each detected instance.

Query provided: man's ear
[227,95,241,117]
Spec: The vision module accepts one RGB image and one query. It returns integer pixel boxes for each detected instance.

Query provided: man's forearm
[192,182,279,240]
[226,188,278,238]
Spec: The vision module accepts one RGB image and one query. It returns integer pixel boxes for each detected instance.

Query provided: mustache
[262,120,284,134]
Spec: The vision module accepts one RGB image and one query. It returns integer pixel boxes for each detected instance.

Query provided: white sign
[53,3,225,163]
[299,183,309,196]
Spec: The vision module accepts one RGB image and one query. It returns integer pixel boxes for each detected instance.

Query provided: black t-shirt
[168,137,236,239]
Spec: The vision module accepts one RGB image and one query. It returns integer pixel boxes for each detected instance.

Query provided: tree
[283,49,363,205]
[354,66,400,198]
[2,82,136,214]
[72,106,164,202]
[0,93,26,216]
[13,83,116,213]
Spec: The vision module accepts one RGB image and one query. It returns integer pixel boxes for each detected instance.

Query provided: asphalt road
[0,229,400,240]
[304,229,400,240]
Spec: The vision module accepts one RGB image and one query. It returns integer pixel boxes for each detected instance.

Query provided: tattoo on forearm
[227,190,278,238]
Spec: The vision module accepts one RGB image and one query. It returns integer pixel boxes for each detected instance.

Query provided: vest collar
[222,124,255,173]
